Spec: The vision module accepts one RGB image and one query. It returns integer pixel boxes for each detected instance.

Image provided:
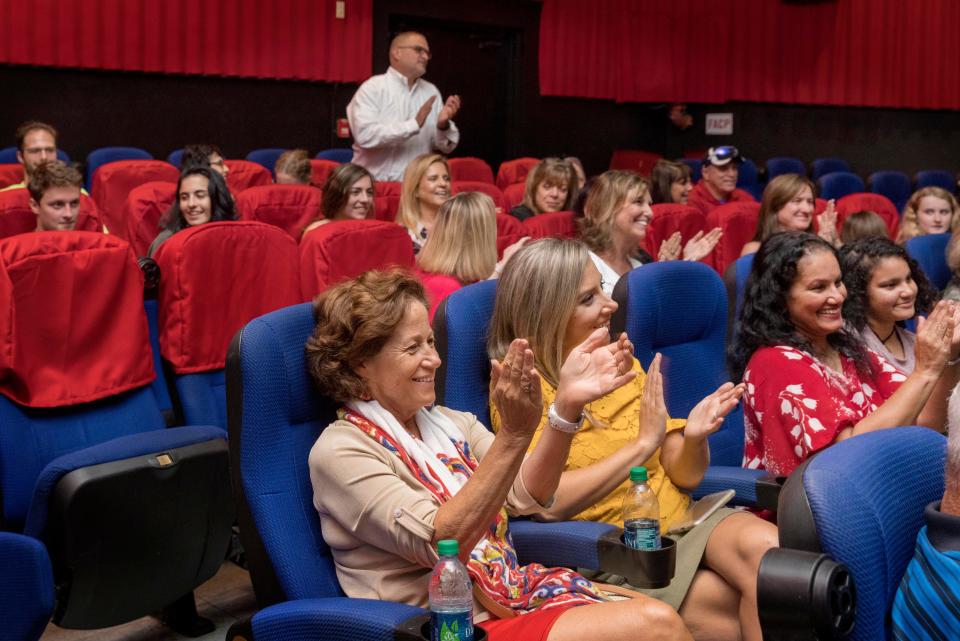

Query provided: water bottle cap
[437,539,459,556]
[630,466,648,482]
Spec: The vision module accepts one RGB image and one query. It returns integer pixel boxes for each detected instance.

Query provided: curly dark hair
[305,268,428,402]
[728,231,868,381]
[839,236,935,332]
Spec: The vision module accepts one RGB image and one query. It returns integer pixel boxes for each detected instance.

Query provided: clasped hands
[490,330,636,439]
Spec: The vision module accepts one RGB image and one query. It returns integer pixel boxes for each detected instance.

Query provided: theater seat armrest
[757,548,855,640]
[251,597,426,641]
[24,425,227,538]
[693,466,768,505]
[510,519,618,569]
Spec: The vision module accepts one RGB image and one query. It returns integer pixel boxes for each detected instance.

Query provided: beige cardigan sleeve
[309,407,552,571]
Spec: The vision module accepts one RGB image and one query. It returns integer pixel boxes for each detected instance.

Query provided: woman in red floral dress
[729,232,960,476]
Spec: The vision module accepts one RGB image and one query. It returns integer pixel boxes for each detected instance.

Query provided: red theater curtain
[540,0,960,109]
[0,0,372,83]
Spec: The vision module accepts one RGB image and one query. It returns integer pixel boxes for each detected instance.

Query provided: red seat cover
[235,184,322,240]
[609,150,663,175]
[300,219,415,299]
[0,164,23,189]
[0,189,103,240]
[644,204,707,257]
[124,181,177,257]
[503,183,526,209]
[705,202,761,273]
[496,157,539,190]
[91,160,179,241]
[495,213,524,259]
[373,181,402,222]
[309,159,341,189]
[154,221,300,374]
[522,211,578,240]
[0,232,153,407]
[448,157,495,185]
[452,181,508,213]
[836,192,900,239]
[225,160,272,193]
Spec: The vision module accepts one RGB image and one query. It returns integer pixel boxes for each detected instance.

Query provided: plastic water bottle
[623,466,661,550]
[429,539,474,641]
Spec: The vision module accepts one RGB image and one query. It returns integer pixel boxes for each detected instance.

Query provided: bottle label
[431,609,474,641]
[624,518,661,551]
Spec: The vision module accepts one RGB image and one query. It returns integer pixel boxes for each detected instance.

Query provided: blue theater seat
[905,231,952,290]
[818,171,865,201]
[84,146,152,191]
[761,427,944,641]
[737,158,764,200]
[245,148,288,175]
[0,532,54,641]
[0,231,233,631]
[765,156,806,181]
[811,157,850,181]
[914,169,956,193]
[315,148,354,163]
[869,170,912,212]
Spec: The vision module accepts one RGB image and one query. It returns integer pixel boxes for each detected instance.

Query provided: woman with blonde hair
[580,170,721,295]
[509,157,579,222]
[302,163,376,237]
[740,173,837,257]
[396,153,450,253]
[274,149,312,185]
[417,191,528,321]
[897,186,960,244]
[488,238,778,641]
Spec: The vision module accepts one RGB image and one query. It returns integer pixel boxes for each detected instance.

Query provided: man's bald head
[389,31,430,81]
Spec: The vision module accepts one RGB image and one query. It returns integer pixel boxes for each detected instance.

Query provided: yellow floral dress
[490,359,692,532]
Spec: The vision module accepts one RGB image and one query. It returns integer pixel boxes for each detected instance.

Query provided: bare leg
[548,594,694,641]
[678,569,742,641]
[703,512,779,641]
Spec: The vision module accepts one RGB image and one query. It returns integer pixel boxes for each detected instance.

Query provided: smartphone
[665,489,735,535]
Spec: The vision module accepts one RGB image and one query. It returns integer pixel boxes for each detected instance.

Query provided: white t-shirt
[588,251,643,296]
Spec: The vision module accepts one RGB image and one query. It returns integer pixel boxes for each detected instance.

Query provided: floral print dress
[742,345,906,476]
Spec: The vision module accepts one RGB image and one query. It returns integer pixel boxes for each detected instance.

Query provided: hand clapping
[683,382,746,441]
[556,330,637,414]
[490,339,543,439]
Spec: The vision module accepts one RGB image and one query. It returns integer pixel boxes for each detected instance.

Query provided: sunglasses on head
[708,146,739,161]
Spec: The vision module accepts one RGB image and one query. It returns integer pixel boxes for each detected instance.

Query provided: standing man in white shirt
[347,32,461,181]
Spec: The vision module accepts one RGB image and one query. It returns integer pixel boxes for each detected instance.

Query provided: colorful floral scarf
[341,404,606,615]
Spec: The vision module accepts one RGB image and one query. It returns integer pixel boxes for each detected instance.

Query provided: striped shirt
[891,503,960,641]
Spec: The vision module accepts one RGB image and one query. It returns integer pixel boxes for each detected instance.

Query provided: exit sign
[705,113,733,135]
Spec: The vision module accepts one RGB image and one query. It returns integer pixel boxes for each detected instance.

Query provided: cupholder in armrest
[597,530,677,589]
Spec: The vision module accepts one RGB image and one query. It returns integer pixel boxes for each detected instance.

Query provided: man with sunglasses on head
[347,31,461,182]
[687,146,756,216]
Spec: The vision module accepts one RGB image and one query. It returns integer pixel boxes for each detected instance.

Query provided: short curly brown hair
[305,268,428,402]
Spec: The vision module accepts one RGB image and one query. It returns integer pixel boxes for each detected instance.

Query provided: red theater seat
[124,181,176,257]
[0,164,23,189]
[495,213,524,259]
[0,232,153,407]
[836,192,900,239]
[644,204,707,257]
[236,184,323,240]
[609,150,663,175]
[522,211,578,240]
[705,201,761,273]
[154,221,300,374]
[0,189,103,240]
[496,157,539,190]
[503,183,526,209]
[309,159,341,189]
[374,181,402,221]
[300,219,414,299]
[225,160,272,193]
[448,157,495,184]
[91,160,179,241]
[452,181,508,213]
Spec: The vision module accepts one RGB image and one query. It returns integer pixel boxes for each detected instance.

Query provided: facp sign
[705,113,733,135]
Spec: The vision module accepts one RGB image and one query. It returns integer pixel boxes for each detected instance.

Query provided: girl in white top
[579,170,722,295]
